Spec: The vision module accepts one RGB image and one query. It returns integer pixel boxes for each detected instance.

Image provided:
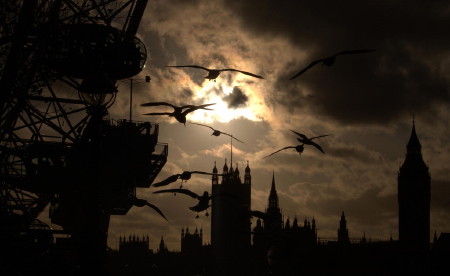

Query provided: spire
[244,160,251,185]
[235,162,239,175]
[407,118,422,153]
[223,159,228,173]
[213,161,218,173]
[268,172,279,209]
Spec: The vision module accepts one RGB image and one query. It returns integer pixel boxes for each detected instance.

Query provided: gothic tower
[398,120,431,251]
[264,172,283,233]
[211,160,251,275]
[338,212,350,245]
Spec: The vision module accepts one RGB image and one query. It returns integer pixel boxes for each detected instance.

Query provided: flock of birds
[140,49,375,219]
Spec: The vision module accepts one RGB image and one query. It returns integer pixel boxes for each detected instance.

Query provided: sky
[102,0,450,251]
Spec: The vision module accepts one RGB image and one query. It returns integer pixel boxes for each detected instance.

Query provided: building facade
[211,160,251,275]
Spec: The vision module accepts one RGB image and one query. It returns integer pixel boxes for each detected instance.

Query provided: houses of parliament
[109,122,450,275]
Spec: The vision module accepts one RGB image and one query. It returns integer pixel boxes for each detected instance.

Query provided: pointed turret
[244,160,251,185]
[212,161,219,185]
[223,159,228,173]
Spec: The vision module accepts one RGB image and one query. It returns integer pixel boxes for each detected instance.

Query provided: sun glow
[187,78,266,124]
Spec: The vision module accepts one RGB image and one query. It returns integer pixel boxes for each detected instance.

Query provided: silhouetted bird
[289,130,331,154]
[190,122,244,143]
[141,102,215,125]
[264,144,304,159]
[152,171,223,188]
[250,210,268,220]
[289,49,376,80]
[154,188,239,218]
[154,189,211,215]
[132,197,168,221]
[165,65,264,81]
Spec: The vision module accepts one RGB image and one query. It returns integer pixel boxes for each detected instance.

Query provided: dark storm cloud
[226,1,450,125]
[222,86,248,108]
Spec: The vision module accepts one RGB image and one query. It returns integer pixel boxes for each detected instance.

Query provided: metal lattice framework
[0,2,168,272]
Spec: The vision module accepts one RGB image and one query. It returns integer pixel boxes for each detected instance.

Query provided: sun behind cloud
[188,77,267,123]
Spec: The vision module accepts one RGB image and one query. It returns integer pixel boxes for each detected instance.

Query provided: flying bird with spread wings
[190,122,244,143]
[289,130,332,154]
[264,144,305,159]
[154,189,212,218]
[165,65,264,81]
[154,188,240,218]
[131,197,168,222]
[141,102,215,125]
[152,171,223,188]
[289,49,376,80]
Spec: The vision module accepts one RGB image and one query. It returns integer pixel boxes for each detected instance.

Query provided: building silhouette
[252,172,317,275]
[105,121,450,275]
[181,227,203,256]
[158,236,169,255]
[398,120,430,252]
[211,160,251,275]
[337,212,350,245]
[118,234,151,256]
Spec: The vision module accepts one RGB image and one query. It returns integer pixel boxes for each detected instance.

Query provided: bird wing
[220,69,264,79]
[153,188,200,199]
[263,146,296,158]
[221,132,245,143]
[335,49,376,56]
[140,101,176,108]
[182,104,215,116]
[289,130,308,140]
[309,134,332,140]
[190,171,215,176]
[142,112,173,116]
[180,103,214,109]
[309,141,325,154]
[289,59,324,80]
[133,198,168,221]
[165,65,210,71]
[189,122,215,131]
[152,174,181,187]
[250,210,268,220]
[231,136,245,143]
[189,202,210,213]
[144,201,169,222]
